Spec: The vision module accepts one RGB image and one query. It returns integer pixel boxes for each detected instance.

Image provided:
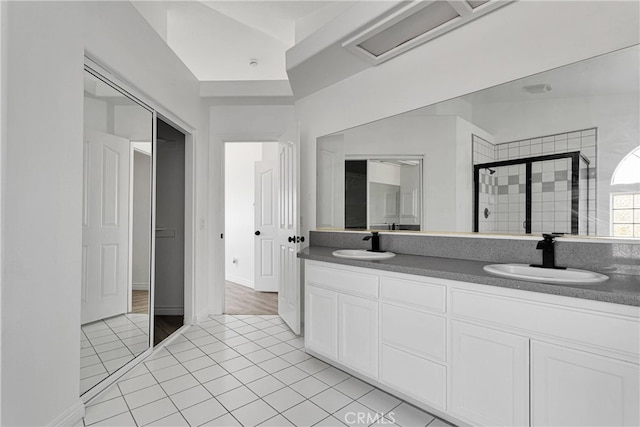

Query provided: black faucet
[363,231,382,252]
[531,233,566,269]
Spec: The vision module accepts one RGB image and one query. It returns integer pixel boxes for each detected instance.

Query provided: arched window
[611,146,640,237]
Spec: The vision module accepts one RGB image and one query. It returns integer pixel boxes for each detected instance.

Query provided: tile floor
[81,313,150,394]
[84,315,454,427]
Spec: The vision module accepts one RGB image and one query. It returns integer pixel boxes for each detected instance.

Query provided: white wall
[295,0,640,238]
[225,143,263,288]
[0,2,205,425]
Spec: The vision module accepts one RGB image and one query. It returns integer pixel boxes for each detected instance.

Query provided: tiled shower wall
[472,129,597,235]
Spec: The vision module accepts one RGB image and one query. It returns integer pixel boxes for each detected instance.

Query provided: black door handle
[296,236,305,243]
[255,231,261,236]
[288,236,294,243]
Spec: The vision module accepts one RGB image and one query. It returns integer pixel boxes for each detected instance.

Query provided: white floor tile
[216,385,259,411]
[272,365,309,385]
[182,355,217,373]
[190,334,219,347]
[296,358,330,375]
[174,347,206,363]
[148,412,190,426]
[262,386,306,412]
[258,414,295,427]
[152,363,189,382]
[218,356,254,373]
[312,367,350,387]
[333,401,377,427]
[281,400,330,427]
[118,373,158,395]
[390,403,435,427]
[234,342,263,355]
[209,348,241,363]
[358,389,401,414]
[333,377,374,399]
[123,384,167,409]
[180,397,228,427]
[104,355,136,373]
[199,341,229,355]
[131,397,178,426]
[233,365,269,384]
[144,355,180,372]
[169,385,213,410]
[80,363,107,380]
[314,415,348,427]
[310,388,353,414]
[90,384,122,405]
[203,374,243,396]
[255,336,281,348]
[245,375,286,397]
[244,349,277,364]
[201,413,242,427]
[427,418,455,427]
[85,315,447,427]
[191,364,228,383]
[85,396,129,425]
[243,330,269,341]
[290,375,330,398]
[231,399,278,426]
[88,410,137,427]
[280,349,312,365]
[160,374,199,395]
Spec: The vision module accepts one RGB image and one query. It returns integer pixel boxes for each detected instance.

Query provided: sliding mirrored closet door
[80,68,154,395]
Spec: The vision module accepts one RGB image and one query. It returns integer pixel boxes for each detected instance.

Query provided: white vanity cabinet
[303,260,640,427]
[531,341,639,426]
[450,321,529,426]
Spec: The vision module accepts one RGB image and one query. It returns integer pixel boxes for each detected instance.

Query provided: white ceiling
[134,0,353,83]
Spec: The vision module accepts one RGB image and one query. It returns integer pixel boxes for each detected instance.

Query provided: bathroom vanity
[299,244,640,427]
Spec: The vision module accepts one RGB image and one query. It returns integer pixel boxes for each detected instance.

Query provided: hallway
[83,315,454,427]
[225,281,278,315]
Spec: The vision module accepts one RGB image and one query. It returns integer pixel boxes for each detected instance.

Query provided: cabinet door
[531,341,640,427]
[305,286,338,359]
[338,294,379,378]
[451,321,529,427]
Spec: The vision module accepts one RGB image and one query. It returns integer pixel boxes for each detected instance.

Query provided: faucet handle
[542,233,564,241]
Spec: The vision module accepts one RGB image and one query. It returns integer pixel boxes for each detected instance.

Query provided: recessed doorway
[224,142,279,315]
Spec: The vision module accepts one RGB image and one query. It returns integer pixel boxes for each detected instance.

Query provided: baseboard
[225,274,254,289]
[48,399,85,427]
[154,306,184,316]
[132,283,149,291]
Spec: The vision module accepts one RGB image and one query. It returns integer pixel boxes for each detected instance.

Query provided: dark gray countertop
[298,246,640,307]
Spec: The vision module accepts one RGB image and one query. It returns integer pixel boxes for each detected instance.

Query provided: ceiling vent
[343,0,513,65]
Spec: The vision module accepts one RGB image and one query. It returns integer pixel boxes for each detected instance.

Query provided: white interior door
[277,125,301,334]
[82,130,131,324]
[254,160,278,292]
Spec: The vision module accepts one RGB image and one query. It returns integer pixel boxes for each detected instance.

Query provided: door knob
[255,231,261,236]
[288,236,294,243]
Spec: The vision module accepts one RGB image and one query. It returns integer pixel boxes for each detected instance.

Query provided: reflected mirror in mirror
[317,44,640,237]
[80,69,153,395]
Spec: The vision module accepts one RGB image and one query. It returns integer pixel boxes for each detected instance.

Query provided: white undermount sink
[332,249,396,260]
[483,263,609,285]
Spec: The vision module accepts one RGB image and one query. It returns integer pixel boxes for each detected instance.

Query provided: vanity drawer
[381,303,446,362]
[306,261,379,298]
[380,275,446,313]
[451,289,640,358]
[381,344,446,411]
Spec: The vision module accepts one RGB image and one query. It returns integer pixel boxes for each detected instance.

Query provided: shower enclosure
[474,151,591,235]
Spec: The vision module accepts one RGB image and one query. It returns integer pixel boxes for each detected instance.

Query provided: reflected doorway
[154,118,186,345]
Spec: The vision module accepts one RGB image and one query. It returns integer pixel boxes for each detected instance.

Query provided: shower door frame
[473,151,590,235]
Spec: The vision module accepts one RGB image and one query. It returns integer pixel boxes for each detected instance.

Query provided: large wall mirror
[317,44,640,238]
[80,68,153,395]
